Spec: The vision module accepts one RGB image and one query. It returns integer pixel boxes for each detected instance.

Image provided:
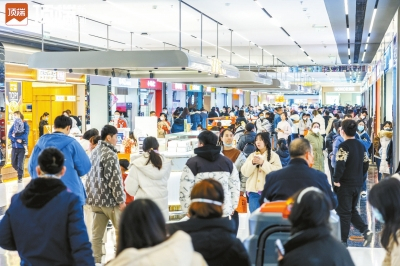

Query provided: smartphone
[275,239,285,256]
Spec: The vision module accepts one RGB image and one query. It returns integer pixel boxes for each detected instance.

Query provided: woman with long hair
[108,199,206,266]
[276,112,292,141]
[157,113,171,138]
[219,128,247,233]
[38,112,50,137]
[369,178,400,265]
[241,132,282,212]
[236,110,248,125]
[374,121,393,180]
[168,179,250,266]
[278,187,354,265]
[305,122,325,172]
[125,137,172,220]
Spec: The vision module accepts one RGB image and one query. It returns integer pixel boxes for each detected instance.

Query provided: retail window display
[139,79,163,117]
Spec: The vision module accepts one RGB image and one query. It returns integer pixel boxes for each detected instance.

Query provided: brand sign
[55,95,76,102]
[189,85,203,92]
[231,89,243,95]
[33,4,87,27]
[111,77,139,88]
[37,70,66,82]
[140,79,163,90]
[6,81,22,113]
[172,83,187,91]
[5,3,28,26]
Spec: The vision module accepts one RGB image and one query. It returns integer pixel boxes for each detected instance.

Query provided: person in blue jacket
[0,147,95,266]
[28,115,91,206]
[8,111,29,183]
[200,108,208,129]
[190,109,202,130]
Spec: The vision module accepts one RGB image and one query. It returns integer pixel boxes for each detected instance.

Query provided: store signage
[112,78,139,88]
[55,95,76,102]
[334,87,355,92]
[232,89,243,95]
[140,79,163,90]
[206,87,216,92]
[5,3,28,26]
[5,81,22,113]
[189,85,203,92]
[37,70,66,82]
[289,65,368,73]
[172,83,187,91]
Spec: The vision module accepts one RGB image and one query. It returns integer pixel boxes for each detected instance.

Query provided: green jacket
[305,132,325,172]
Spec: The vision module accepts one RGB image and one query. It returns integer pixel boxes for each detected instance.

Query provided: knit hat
[119,159,130,170]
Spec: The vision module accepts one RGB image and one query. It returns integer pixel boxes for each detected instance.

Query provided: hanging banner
[5,81,22,113]
[140,79,163,90]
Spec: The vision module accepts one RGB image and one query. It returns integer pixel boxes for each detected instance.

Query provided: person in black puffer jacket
[190,110,202,130]
[236,123,256,157]
[276,138,290,167]
[168,179,250,266]
[278,187,354,266]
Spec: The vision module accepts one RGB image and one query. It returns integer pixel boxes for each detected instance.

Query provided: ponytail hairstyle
[255,132,272,162]
[277,138,288,151]
[89,135,101,146]
[40,112,50,121]
[143,137,162,170]
[38,147,64,175]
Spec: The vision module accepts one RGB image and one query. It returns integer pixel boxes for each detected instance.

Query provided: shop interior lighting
[254,0,315,65]
[362,0,379,62]
[344,0,351,64]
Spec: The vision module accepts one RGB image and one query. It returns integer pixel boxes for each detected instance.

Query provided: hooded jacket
[279,226,354,266]
[236,131,256,154]
[28,132,91,206]
[305,131,325,172]
[171,117,185,133]
[276,148,290,167]
[200,111,208,129]
[8,121,29,149]
[0,178,95,266]
[86,140,126,207]
[179,144,240,216]
[168,218,250,266]
[190,112,202,130]
[106,231,206,266]
[125,153,172,220]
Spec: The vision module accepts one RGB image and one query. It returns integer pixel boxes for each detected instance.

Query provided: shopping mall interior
[0,0,400,265]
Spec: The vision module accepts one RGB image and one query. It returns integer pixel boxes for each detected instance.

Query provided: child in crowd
[119,159,134,205]
[12,114,28,154]
[276,138,290,167]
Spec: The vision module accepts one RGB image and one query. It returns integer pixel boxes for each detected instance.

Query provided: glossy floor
[0,163,386,265]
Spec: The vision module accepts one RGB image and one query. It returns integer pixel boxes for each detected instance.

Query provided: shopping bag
[304,129,309,136]
[236,195,248,213]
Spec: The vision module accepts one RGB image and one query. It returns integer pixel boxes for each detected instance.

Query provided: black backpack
[243,142,257,157]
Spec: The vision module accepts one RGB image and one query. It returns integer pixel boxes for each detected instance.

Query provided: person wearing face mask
[162,107,172,124]
[357,120,372,197]
[0,148,95,266]
[276,112,292,142]
[259,138,337,208]
[298,113,311,137]
[157,113,171,138]
[369,178,400,266]
[219,129,247,233]
[38,112,50,137]
[305,122,324,172]
[374,121,394,180]
[112,111,127,128]
[255,112,271,134]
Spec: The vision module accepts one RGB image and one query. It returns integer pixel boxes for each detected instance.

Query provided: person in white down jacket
[125,136,172,221]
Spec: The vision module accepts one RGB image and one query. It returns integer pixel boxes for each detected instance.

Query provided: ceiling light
[369,8,377,33]
[365,43,368,50]
[344,0,349,15]
[269,18,281,27]
[362,52,366,62]
[366,36,370,43]
[346,28,350,39]
[254,0,263,8]
[348,59,351,64]
[348,48,350,55]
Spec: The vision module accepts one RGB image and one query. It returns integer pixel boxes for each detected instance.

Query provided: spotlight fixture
[95,69,98,75]
[127,71,131,79]
[198,71,202,73]
[181,67,186,70]
[150,72,154,79]
[111,68,115,77]
[69,69,73,73]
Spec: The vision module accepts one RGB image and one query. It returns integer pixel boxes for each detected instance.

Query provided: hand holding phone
[275,239,285,260]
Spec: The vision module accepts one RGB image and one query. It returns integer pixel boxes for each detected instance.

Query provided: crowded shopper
[169,179,250,266]
[276,112,292,142]
[9,111,30,182]
[236,110,248,125]
[312,110,326,137]
[305,122,325,172]
[208,107,219,124]
[242,132,282,212]
[28,115,91,205]
[171,113,185,133]
[111,111,127,128]
[322,110,331,131]
[0,148,95,266]
[326,121,341,180]
[290,111,300,142]
[86,125,126,264]
[259,138,337,207]
[278,187,354,266]
[369,178,400,266]
[374,121,393,179]
[190,109,202,130]
[200,108,208,129]
[236,123,257,156]
[219,128,247,232]
[326,113,340,134]
[64,109,82,128]
[332,119,372,247]
[108,199,206,266]
[298,113,311,137]
[119,159,134,205]
[38,112,49,137]
[125,137,172,220]
[357,120,372,197]
[79,128,100,155]
[276,138,290,167]
[272,107,283,149]
[179,130,240,217]
[255,111,271,134]
[157,113,171,138]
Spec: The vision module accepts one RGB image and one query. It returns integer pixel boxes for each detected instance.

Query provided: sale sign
[5,3,28,26]
[5,81,22,113]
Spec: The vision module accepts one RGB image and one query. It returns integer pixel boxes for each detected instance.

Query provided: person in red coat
[119,159,134,204]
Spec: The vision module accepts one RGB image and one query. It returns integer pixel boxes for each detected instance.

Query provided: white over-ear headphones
[297,187,323,204]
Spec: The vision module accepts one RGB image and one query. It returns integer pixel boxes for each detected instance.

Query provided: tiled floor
[0,163,387,265]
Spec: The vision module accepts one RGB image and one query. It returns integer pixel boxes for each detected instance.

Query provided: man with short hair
[9,111,29,183]
[180,131,240,217]
[65,109,82,128]
[272,107,283,149]
[259,138,337,207]
[28,116,91,204]
[150,111,156,117]
[236,123,257,156]
[333,119,372,247]
[86,125,126,264]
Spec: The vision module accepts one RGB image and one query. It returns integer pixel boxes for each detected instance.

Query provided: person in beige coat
[242,132,282,213]
[125,137,172,221]
[369,178,400,266]
[305,122,325,173]
[107,199,206,266]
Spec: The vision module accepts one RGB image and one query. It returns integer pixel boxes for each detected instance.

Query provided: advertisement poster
[5,81,22,115]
